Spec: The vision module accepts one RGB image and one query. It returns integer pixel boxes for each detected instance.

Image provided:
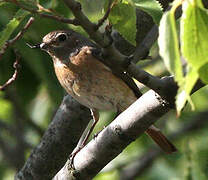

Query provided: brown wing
[90,47,142,98]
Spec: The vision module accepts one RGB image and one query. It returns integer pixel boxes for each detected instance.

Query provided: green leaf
[176,67,198,114]
[0,9,29,49]
[108,0,136,45]
[176,0,208,113]
[198,63,208,84]
[181,0,208,70]
[133,0,163,25]
[158,11,183,85]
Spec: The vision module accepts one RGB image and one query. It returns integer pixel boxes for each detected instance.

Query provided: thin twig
[133,25,159,63]
[9,17,34,45]
[0,16,34,90]
[11,0,79,25]
[0,17,35,60]
[94,0,115,30]
[0,50,20,91]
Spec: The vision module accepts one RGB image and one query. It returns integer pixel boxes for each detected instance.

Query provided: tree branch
[0,51,21,90]
[15,95,91,180]
[133,25,158,63]
[53,78,204,180]
[0,17,34,90]
[0,17,34,60]
[62,0,173,99]
[94,0,115,30]
[120,111,208,180]
[54,89,171,180]
[8,0,79,25]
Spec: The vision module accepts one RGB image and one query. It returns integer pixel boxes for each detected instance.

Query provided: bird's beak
[39,43,48,50]
[26,43,41,49]
[26,42,48,51]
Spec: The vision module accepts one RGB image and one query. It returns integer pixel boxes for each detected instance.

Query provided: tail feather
[145,126,177,154]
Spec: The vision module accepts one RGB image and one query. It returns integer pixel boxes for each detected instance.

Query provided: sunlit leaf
[175,0,208,114]
[181,0,208,70]
[176,67,198,114]
[0,9,29,49]
[198,63,208,84]
[133,0,163,25]
[108,0,136,45]
[158,11,183,85]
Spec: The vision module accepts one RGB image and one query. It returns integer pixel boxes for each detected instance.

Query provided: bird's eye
[57,33,67,42]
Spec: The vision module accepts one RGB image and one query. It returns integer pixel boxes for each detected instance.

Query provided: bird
[28,29,177,157]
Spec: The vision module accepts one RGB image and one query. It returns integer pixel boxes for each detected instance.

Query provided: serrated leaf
[181,0,208,70]
[0,9,29,49]
[158,11,183,85]
[108,1,136,45]
[133,0,163,25]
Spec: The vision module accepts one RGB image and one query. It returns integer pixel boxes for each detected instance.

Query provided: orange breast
[54,46,137,111]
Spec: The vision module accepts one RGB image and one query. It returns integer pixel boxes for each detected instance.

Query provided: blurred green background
[0,0,208,179]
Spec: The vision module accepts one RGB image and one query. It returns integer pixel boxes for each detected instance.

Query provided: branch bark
[120,111,208,180]
[53,78,204,180]
[54,89,171,180]
[15,95,91,180]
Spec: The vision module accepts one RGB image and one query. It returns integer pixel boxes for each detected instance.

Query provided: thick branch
[133,25,158,63]
[120,111,208,180]
[53,78,204,180]
[15,95,91,180]
[54,90,171,180]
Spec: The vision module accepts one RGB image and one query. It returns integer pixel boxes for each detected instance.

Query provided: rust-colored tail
[145,126,177,154]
